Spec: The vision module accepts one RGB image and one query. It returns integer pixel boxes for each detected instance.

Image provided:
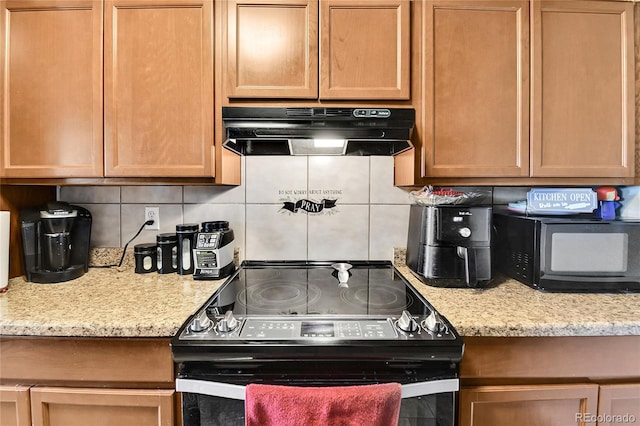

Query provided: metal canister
[176,223,199,275]
[134,243,157,274]
[156,233,178,274]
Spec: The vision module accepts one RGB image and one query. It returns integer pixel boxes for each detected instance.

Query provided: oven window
[182,393,244,426]
[181,392,455,426]
[550,232,628,272]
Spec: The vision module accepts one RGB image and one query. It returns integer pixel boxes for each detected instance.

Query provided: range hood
[222,107,414,156]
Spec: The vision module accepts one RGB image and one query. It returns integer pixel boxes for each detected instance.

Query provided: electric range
[171,261,464,426]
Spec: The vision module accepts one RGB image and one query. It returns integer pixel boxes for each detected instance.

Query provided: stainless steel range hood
[222,107,414,156]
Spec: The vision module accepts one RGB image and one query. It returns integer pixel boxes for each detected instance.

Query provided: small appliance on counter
[406,204,492,288]
[193,221,235,280]
[20,202,92,283]
[493,210,640,292]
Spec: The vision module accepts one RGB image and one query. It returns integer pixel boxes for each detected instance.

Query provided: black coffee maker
[406,204,492,288]
[21,202,92,283]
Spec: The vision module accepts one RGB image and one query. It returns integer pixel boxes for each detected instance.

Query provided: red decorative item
[594,186,621,220]
[431,188,464,197]
[595,186,620,201]
[410,186,487,206]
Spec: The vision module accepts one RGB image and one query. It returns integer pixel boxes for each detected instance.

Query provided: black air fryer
[406,204,492,288]
[20,202,92,283]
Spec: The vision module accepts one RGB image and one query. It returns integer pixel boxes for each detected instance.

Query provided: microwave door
[539,223,640,292]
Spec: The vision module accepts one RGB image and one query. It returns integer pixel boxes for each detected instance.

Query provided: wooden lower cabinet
[459,384,598,426]
[1,385,173,426]
[458,337,640,426]
[30,387,174,426]
[598,384,640,426]
[0,385,31,426]
[460,384,640,426]
[0,337,176,425]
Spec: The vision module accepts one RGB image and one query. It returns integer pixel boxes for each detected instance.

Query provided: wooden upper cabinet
[0,0,103,178]
[104,0,214,177]
[422,0,529,178]
[320,0,410,99]
[225,0,410,100]
[531,0,635,178]
[226,0,318,99]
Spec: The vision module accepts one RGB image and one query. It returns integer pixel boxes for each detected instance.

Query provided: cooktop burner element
[236,281,323,314]
[172,261,463,364]
[340,283,414,313]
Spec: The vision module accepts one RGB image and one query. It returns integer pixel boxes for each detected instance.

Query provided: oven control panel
[241,319,396,339]
[180,311,456,341]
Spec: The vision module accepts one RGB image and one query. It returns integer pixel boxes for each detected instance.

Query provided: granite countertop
[0,248,227,337]
[395,264,640,337]
[1,252,639,338]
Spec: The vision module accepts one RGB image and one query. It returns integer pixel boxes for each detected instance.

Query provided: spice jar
[156,233,178,274]
[134,243,157,274]
[176,223,198,275]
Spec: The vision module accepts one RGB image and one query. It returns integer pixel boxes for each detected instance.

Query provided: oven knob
[458,227,472,238]
[396,310,419,333]
[423,311,446,334]
[190,311,211,333]
[218,311,239,332]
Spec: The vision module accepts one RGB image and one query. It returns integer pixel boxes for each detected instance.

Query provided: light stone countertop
[1,261,639,338]
[396,264,640,337]
[0,267,225,337]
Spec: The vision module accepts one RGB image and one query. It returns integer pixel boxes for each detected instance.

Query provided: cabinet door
[30,387,174,426]
[531,0,635,178]
[598,384,640,426]
[319,0,410,100]
[0,0,103,178]
[225,0,318,99]
[459,384,599,426]
[104,0,213,177]
[422,0,529,178]
[0,385,31,426]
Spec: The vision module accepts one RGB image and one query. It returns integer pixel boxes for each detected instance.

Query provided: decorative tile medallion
[279,188,342,215]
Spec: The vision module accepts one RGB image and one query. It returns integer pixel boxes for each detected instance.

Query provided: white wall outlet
[144,207,160,230]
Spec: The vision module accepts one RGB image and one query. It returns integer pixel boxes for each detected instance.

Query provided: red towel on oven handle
[245,382,402,426]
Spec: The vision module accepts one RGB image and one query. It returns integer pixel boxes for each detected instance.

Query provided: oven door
[176,363,459,426]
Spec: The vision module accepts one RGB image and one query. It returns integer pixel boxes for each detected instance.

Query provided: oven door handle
[176,378,459,401]
[177,378,246,400]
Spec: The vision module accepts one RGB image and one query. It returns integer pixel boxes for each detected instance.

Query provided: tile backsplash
[63,158,639,261]
[59,156,414,261]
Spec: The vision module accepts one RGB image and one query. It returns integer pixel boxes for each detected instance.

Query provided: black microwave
[492,211,640,292]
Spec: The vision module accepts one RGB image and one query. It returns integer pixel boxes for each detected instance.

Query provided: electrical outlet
[144,207,160,230]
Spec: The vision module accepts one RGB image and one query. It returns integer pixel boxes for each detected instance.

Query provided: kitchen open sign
[527,188,596,213]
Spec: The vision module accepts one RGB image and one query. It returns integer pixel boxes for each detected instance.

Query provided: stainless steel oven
[171,261,464,426]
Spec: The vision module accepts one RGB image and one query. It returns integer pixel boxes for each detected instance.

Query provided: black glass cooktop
[172,261,464,363]
[205,261,432,318]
